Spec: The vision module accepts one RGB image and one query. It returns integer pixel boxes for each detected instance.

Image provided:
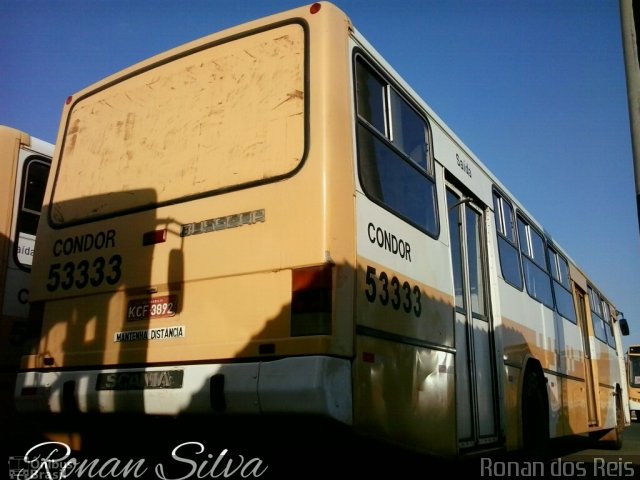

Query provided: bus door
[575,286,598,426]
[446,185,499,448]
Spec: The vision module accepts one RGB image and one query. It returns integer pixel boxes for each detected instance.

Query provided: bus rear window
[52,23,306,225]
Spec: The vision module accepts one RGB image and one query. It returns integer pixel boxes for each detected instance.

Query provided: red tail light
[291,264,332,336]
[142,228,167,246]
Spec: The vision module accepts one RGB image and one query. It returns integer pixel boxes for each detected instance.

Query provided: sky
[1,0,639,354]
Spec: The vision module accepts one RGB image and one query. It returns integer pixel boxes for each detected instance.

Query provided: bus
[628,345,640,421]
[0,126,51,421]
[15,2,630,457]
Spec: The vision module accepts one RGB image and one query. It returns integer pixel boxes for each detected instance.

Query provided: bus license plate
[127,295,178,321]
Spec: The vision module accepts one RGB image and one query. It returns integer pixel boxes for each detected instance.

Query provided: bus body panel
[0,125,52,430]
[353,333,456,456]
[17,356,352,424]
[1,127,32,324]
[0,127,52,364]
[352,195,457,453]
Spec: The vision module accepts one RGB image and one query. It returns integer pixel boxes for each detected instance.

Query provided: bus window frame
[50,19,311,229]
[353,50,439,238]
[601,300,617,350]
[13,155,51,272]
[588,285,609,345]
[516,212,553,309]
[630,351,640,388]
[547,243,577,324]
[492,187,523,291]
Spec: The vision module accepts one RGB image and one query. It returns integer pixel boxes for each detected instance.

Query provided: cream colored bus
[15,2,630,457]
[0,126,51,416]
[628,346,640,421]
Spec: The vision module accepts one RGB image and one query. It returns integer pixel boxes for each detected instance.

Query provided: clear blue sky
[1,0,639,351]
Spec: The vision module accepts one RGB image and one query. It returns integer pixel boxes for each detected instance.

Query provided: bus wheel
[522,369,549,459]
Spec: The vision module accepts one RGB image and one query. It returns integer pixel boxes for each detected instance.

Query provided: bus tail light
[143,228,167,246]
[291,264,332,336]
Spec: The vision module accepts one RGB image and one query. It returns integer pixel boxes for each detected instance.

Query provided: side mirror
[619,317,630,336]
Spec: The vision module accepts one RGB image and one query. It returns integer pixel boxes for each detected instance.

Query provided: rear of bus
[0,126,51,423]
[15,3,357,423]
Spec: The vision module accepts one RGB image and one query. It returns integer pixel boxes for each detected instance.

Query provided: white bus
[0,126,51,418]
[15,2,630,456]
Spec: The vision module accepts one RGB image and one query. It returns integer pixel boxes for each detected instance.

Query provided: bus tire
[521,368,549,459]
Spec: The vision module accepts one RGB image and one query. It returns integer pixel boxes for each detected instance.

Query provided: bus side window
[15,158,50,267]
[355,55,438,236]
[588,286,608,345]
[492,190,522,289]
[602,301,617,350]
[517,215,553,308]
[547,246,576,323]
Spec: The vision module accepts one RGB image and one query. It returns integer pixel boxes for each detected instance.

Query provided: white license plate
[127,295,178,321]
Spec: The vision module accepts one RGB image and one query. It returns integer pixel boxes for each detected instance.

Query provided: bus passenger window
[548,247,576,322]
[492,191,522,289]
[389,90,429,171]
[16,158,50,267]
[355,55,438,236]
[517,216,553,308]
[356,60,387,136]
[588,286,608,344]
[602,302,617,349]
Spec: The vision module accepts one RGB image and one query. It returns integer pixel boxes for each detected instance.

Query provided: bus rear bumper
[15,356,352,424]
